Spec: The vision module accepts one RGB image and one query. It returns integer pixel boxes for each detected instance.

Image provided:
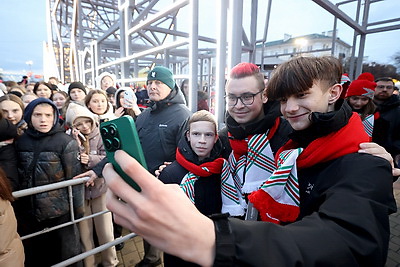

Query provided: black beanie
[68,82,87,96]
[106,86,117,96]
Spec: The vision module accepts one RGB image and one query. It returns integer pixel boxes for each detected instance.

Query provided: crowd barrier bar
[11,177,136,266]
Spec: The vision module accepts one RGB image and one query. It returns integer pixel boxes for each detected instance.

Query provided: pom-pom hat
[147,66,176,90]
[345,72,376,99]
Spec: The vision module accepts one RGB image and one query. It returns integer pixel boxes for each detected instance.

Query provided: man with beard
[373,77,400,165]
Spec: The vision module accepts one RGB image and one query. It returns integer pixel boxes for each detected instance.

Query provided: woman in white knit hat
[66,103,119,267]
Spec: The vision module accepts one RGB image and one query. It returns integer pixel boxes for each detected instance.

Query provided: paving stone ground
[386,181,400,267]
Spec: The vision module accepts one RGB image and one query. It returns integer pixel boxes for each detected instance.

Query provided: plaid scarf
[248,113,369,224]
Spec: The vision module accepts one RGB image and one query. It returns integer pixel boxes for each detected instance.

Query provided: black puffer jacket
[136,86,191,174]
[15,98,84,222]
[373,95,400,160]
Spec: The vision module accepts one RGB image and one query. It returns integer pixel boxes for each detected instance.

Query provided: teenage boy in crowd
[103,56,396,266]
[158,110,224,266]
[15,98,84,267]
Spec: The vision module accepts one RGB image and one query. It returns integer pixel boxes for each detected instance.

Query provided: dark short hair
[267,56,342,100]
[33,81,52,95]
[375,77,394,85]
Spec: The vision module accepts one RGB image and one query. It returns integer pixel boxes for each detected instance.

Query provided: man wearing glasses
[218,62,291,218]
[373,77,400,166]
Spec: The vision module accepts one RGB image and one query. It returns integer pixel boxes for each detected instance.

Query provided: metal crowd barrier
[12,177,137,266]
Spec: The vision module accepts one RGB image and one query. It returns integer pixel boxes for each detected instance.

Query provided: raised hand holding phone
[100,116,147,191]
[123,90,135,108]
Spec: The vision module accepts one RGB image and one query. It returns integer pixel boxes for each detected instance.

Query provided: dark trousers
[142,239,161,262]
[22,213,83,267]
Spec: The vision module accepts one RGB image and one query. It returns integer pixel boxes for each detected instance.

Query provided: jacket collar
[289,99,353,147]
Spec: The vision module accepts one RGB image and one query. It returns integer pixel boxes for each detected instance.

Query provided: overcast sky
[0,0,398,76]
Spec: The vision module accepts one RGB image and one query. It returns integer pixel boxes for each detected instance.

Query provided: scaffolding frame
[47,0,400,122]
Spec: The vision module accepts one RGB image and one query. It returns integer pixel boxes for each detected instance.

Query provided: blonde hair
[188,110,217,134]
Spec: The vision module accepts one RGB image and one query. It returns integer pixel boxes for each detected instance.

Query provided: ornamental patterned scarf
[248,113,369,224]
[228,118,280,194]
[176,149,244,215]
[362,114,374,138]
[361,112,380,139]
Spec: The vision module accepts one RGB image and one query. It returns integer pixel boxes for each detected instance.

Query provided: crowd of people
[0,56,399,267]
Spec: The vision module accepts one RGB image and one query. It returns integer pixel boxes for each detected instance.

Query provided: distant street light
[295,38,308,55]
[25,60,33,76]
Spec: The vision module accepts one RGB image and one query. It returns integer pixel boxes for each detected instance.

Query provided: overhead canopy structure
[46,0,399,122]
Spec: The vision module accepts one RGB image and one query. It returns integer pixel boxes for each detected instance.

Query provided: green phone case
[100,116,147,191]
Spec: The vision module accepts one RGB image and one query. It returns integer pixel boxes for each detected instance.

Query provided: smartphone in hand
[100,116,147,191]
[123,90,134,108]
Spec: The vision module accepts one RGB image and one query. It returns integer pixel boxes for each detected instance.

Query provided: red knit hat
[345,72,376,99]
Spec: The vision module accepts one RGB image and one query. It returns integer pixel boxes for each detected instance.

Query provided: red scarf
[278,113,368,169]
[176,148,225,176]
[229,117,281,160]
[374,111,380,120]
[249,113,369,223]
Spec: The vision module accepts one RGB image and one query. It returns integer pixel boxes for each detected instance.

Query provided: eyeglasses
[224,90,264,107]
[376,85,394,90]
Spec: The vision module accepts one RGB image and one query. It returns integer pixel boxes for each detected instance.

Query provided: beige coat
[0,199,24,266]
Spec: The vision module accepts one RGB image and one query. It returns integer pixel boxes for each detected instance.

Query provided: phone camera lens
[112,138,121,150]
[104,139,113,151]
[109,125,117,136]
[100,127,108,136]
